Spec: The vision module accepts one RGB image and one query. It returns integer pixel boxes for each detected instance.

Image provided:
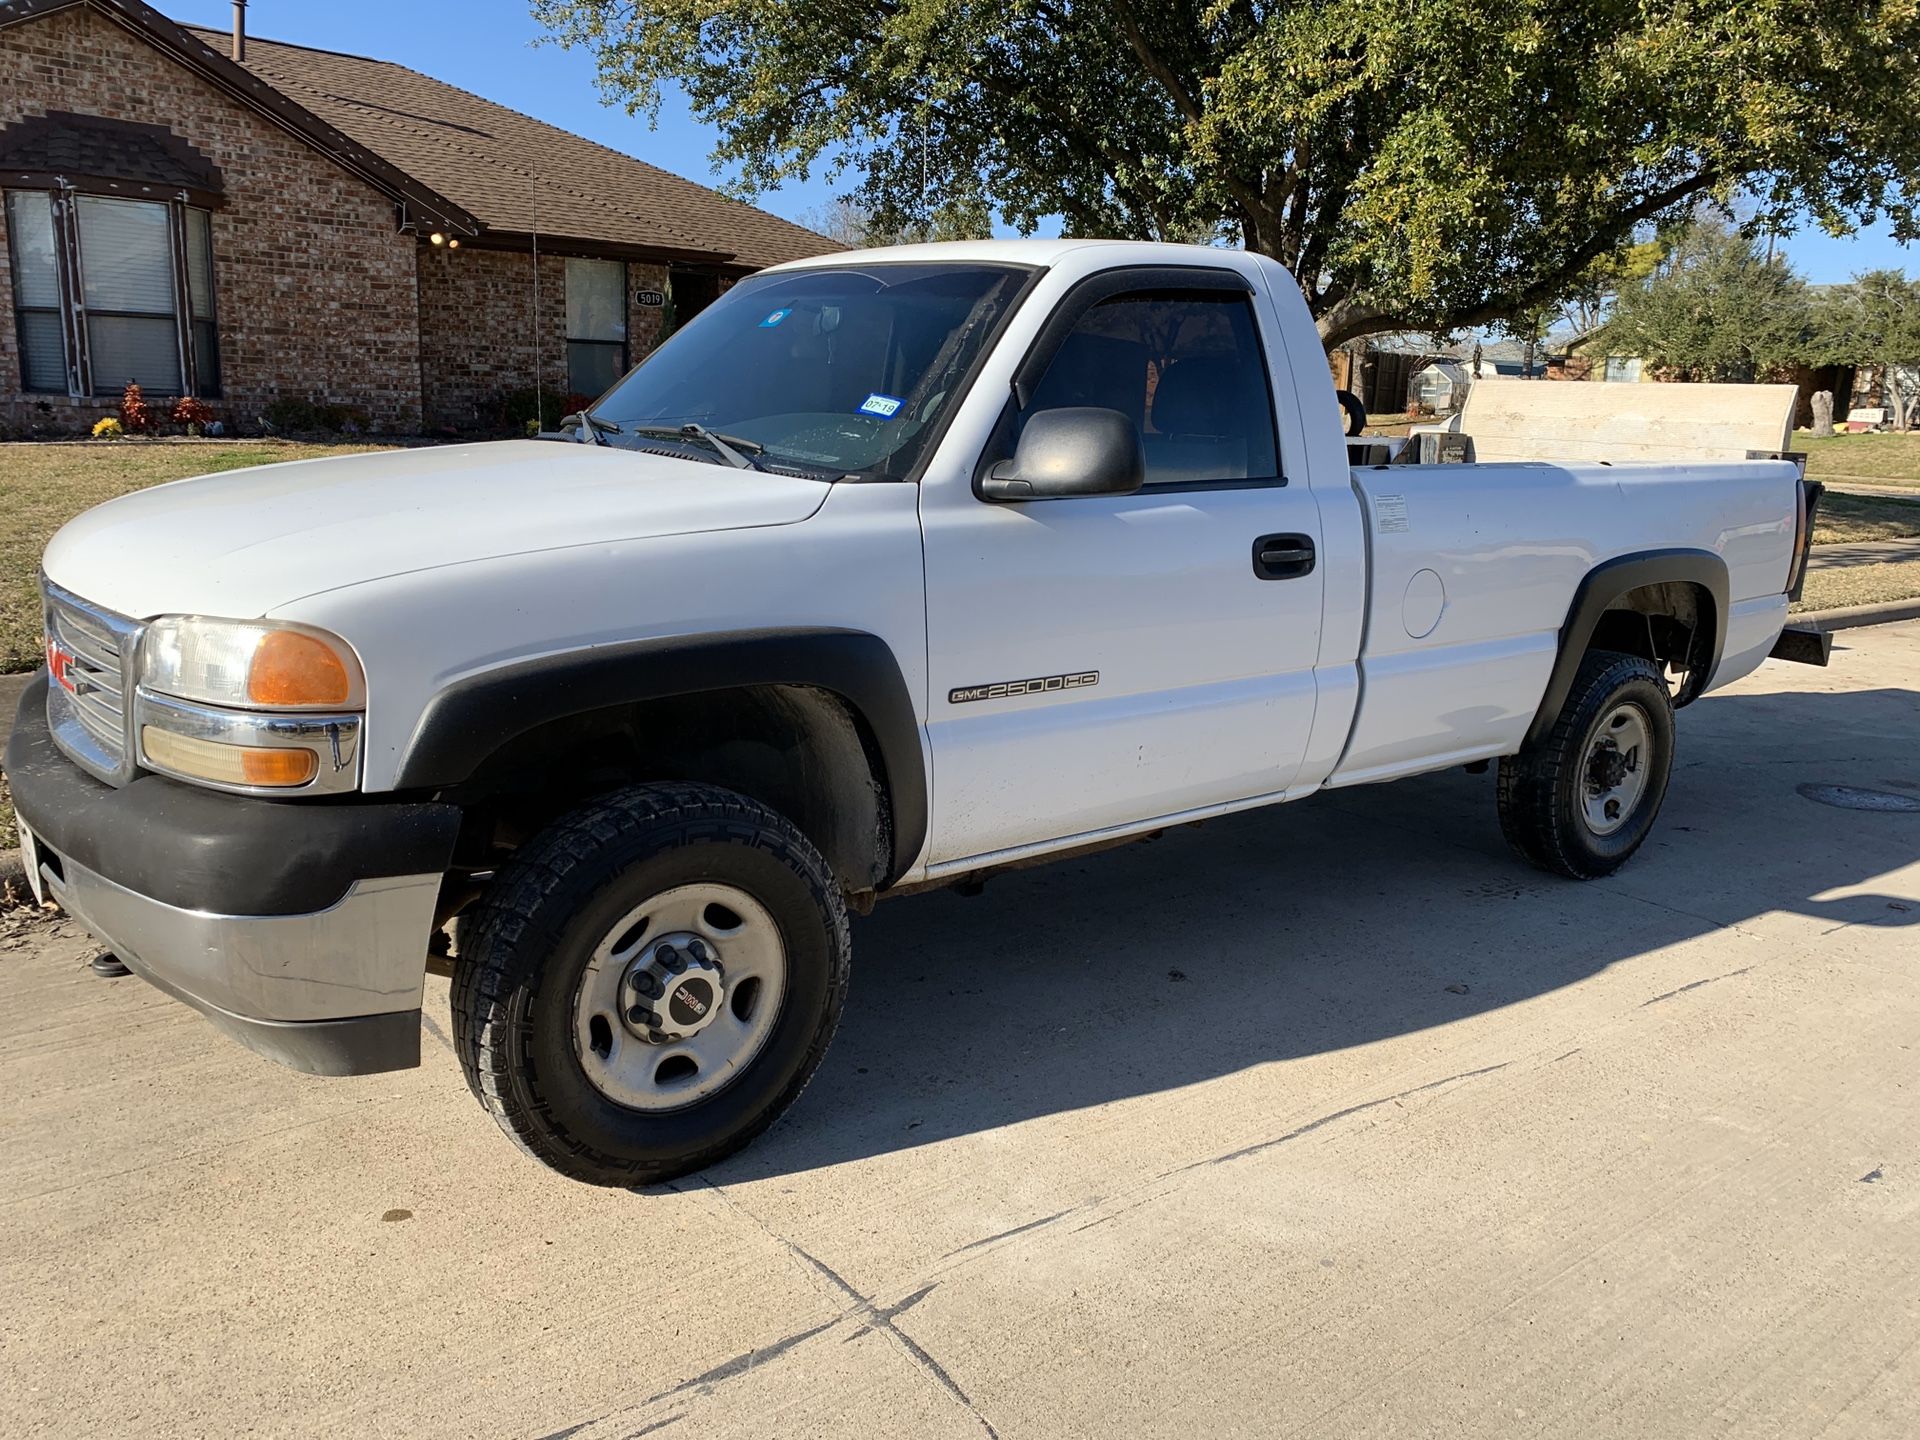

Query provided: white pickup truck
[9,239,1824,1186]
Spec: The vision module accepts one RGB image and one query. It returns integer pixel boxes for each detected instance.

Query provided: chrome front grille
[43,580,141,784]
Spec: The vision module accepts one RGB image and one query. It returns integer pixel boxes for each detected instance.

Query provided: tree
[531,0,1920,350]
[795,196,993,248]
[1812,271,1920,430]
[1557,242,1669,339]
[1596,219,1815,382]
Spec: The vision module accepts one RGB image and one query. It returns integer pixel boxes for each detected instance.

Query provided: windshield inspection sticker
[1374,493,1411,533]
[857,393,905,420]
[758,307,792,328]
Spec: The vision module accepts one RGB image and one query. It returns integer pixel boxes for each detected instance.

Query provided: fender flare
[394,629,927,886]
[1525,549,1729,747]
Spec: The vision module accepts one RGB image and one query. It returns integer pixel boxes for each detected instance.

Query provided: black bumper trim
[4,675,461,915]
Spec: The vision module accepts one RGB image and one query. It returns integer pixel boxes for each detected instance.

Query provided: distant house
[0,0,837,433]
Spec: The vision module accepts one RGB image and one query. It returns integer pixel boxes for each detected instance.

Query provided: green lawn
[1,440,396,675]
[1812,491,1920,544]
[1798,432,1920,488]
[1793,554,1920,614]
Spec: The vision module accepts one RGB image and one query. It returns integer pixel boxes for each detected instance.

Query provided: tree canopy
[1596,219,1815,382]
[533,0,1920,348]
[1814,271,1920,428]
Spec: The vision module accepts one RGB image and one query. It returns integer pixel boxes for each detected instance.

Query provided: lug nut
[686,939,709,962]
[627,1005,649,1025]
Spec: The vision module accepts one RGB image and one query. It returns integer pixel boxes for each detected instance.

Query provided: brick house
[0,0,836,434]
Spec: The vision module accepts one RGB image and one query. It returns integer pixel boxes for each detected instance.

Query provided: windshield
[587,263,1031,479]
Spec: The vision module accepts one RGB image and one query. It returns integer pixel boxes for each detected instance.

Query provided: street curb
[1792,598,1920,632]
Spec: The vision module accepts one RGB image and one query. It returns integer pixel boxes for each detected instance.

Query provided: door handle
[1253,533,1315,580]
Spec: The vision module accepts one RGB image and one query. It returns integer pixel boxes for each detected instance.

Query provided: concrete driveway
[4,625,1919,1439]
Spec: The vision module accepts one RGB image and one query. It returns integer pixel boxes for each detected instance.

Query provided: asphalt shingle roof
[179,23,837,270]
[0,108,223,194]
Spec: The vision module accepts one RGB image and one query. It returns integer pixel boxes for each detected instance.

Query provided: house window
[566,257,626,399]
[4,189,220,398]
[6,192,66,393]
[184,207,220,396]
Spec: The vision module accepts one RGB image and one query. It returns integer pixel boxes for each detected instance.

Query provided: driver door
[917,266,1326,867]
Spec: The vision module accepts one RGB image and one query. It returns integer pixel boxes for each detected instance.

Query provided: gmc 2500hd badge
[949,671,1100,704]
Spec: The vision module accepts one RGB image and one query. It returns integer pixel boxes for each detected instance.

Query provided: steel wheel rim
[1581,702,1652,837]
[571,882,787,1112]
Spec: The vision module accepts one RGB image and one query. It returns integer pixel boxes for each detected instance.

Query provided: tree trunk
[1811,389,1834,436]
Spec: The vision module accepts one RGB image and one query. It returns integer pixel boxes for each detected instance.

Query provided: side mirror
[980,406,1145,501]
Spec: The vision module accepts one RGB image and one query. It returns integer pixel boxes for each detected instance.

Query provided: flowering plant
[172,396,215,434]
[120,381,153,433]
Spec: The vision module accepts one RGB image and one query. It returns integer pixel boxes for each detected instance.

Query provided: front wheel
[1496,649,1676,880]
[453,783,849,1186]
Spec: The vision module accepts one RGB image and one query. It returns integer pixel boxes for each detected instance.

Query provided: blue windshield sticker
[758,307,792,328]
[857,393,905,420]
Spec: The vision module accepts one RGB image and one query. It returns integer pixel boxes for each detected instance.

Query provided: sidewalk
[1807,537,1920,572]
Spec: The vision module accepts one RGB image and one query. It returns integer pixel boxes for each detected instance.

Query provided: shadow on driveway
[713,680,1920,1182]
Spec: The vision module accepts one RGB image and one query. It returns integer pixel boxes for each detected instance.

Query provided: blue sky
[171,0,1913,283]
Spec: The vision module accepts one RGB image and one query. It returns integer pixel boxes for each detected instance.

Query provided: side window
[1024,289,1280,486]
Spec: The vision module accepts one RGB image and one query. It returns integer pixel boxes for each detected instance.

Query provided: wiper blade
[564,410,621,445]
[630,422,767,470]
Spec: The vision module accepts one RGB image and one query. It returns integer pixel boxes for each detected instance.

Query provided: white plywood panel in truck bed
[1457,378,1798,463]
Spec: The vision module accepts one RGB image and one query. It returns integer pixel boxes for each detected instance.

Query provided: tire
[1337,388,1368,437]
[1496,649,1676,880]
[452,782,850,1187]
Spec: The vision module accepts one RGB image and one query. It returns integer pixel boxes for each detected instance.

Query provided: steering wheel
[1337,388,1368,438]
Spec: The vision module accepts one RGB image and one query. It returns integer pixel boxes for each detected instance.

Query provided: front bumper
[6,676,461,1076]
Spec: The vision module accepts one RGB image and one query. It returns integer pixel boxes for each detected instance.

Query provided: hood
[42,441,830,620]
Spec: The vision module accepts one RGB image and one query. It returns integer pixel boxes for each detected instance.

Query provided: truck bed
[1327,457,1800,786]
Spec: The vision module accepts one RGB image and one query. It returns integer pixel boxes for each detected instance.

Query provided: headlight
[135,617,364,794]
[141,617,365,710]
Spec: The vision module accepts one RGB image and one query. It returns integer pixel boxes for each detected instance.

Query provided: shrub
[171,396,216,434]
[496,389,594,434]
[91,416,124,439]
[120,381,154,433]
[263,396,370,435]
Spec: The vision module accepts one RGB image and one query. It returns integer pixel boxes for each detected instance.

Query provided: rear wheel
[1496,649,1675,880]
[453,782,849,1186]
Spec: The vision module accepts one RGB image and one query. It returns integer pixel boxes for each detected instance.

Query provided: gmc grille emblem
[46,638,80,696]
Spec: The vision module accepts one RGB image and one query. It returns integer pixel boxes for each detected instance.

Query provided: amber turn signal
[141,727,319,788]
[248,630,355,708]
